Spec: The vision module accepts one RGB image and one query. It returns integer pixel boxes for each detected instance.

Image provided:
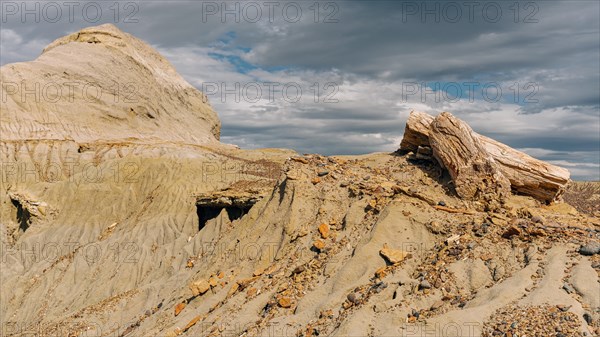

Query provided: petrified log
[480,135,570,202]
[399,111,435,152]
[429,112,511,201]
[400,111,571,202]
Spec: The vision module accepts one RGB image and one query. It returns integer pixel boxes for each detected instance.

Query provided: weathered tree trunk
[480,135,571,202]
[399,111,434,153]
[400,111,571,202]
[429,112,511,202]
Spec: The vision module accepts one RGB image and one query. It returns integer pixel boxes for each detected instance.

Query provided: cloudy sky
[1,1,599,180]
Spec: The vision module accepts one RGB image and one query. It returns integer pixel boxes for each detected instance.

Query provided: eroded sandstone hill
[1,25,599,337]
[2,24,221,144]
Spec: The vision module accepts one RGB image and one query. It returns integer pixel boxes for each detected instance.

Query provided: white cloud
[0,28,48,65]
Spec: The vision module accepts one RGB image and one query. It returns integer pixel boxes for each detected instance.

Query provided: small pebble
[430,300,444,310]
[419,280,431,289]
[562,283,575,294]
[438,201,446,206]
[347,292,360,304]
[579,242,600,256]
[583,312,593,325]
[531,215,544,224]
[318,171,329,177]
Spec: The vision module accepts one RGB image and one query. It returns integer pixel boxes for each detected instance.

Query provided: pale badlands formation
[1,24,599,337]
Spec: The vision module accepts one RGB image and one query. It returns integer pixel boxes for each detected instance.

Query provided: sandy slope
[1,25,599,337]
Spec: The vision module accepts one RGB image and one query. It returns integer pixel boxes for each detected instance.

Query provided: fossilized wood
[399,111,435,153]
[479,135,570,202]
[399,111,571,202]
[429,112,511,201]
[433,205,477,215]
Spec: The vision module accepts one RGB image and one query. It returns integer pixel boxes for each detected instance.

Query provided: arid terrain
[565,182,600,216]
[1,24,598,337]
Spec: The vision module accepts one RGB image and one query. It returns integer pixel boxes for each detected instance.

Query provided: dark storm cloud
[1,0,598,179]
